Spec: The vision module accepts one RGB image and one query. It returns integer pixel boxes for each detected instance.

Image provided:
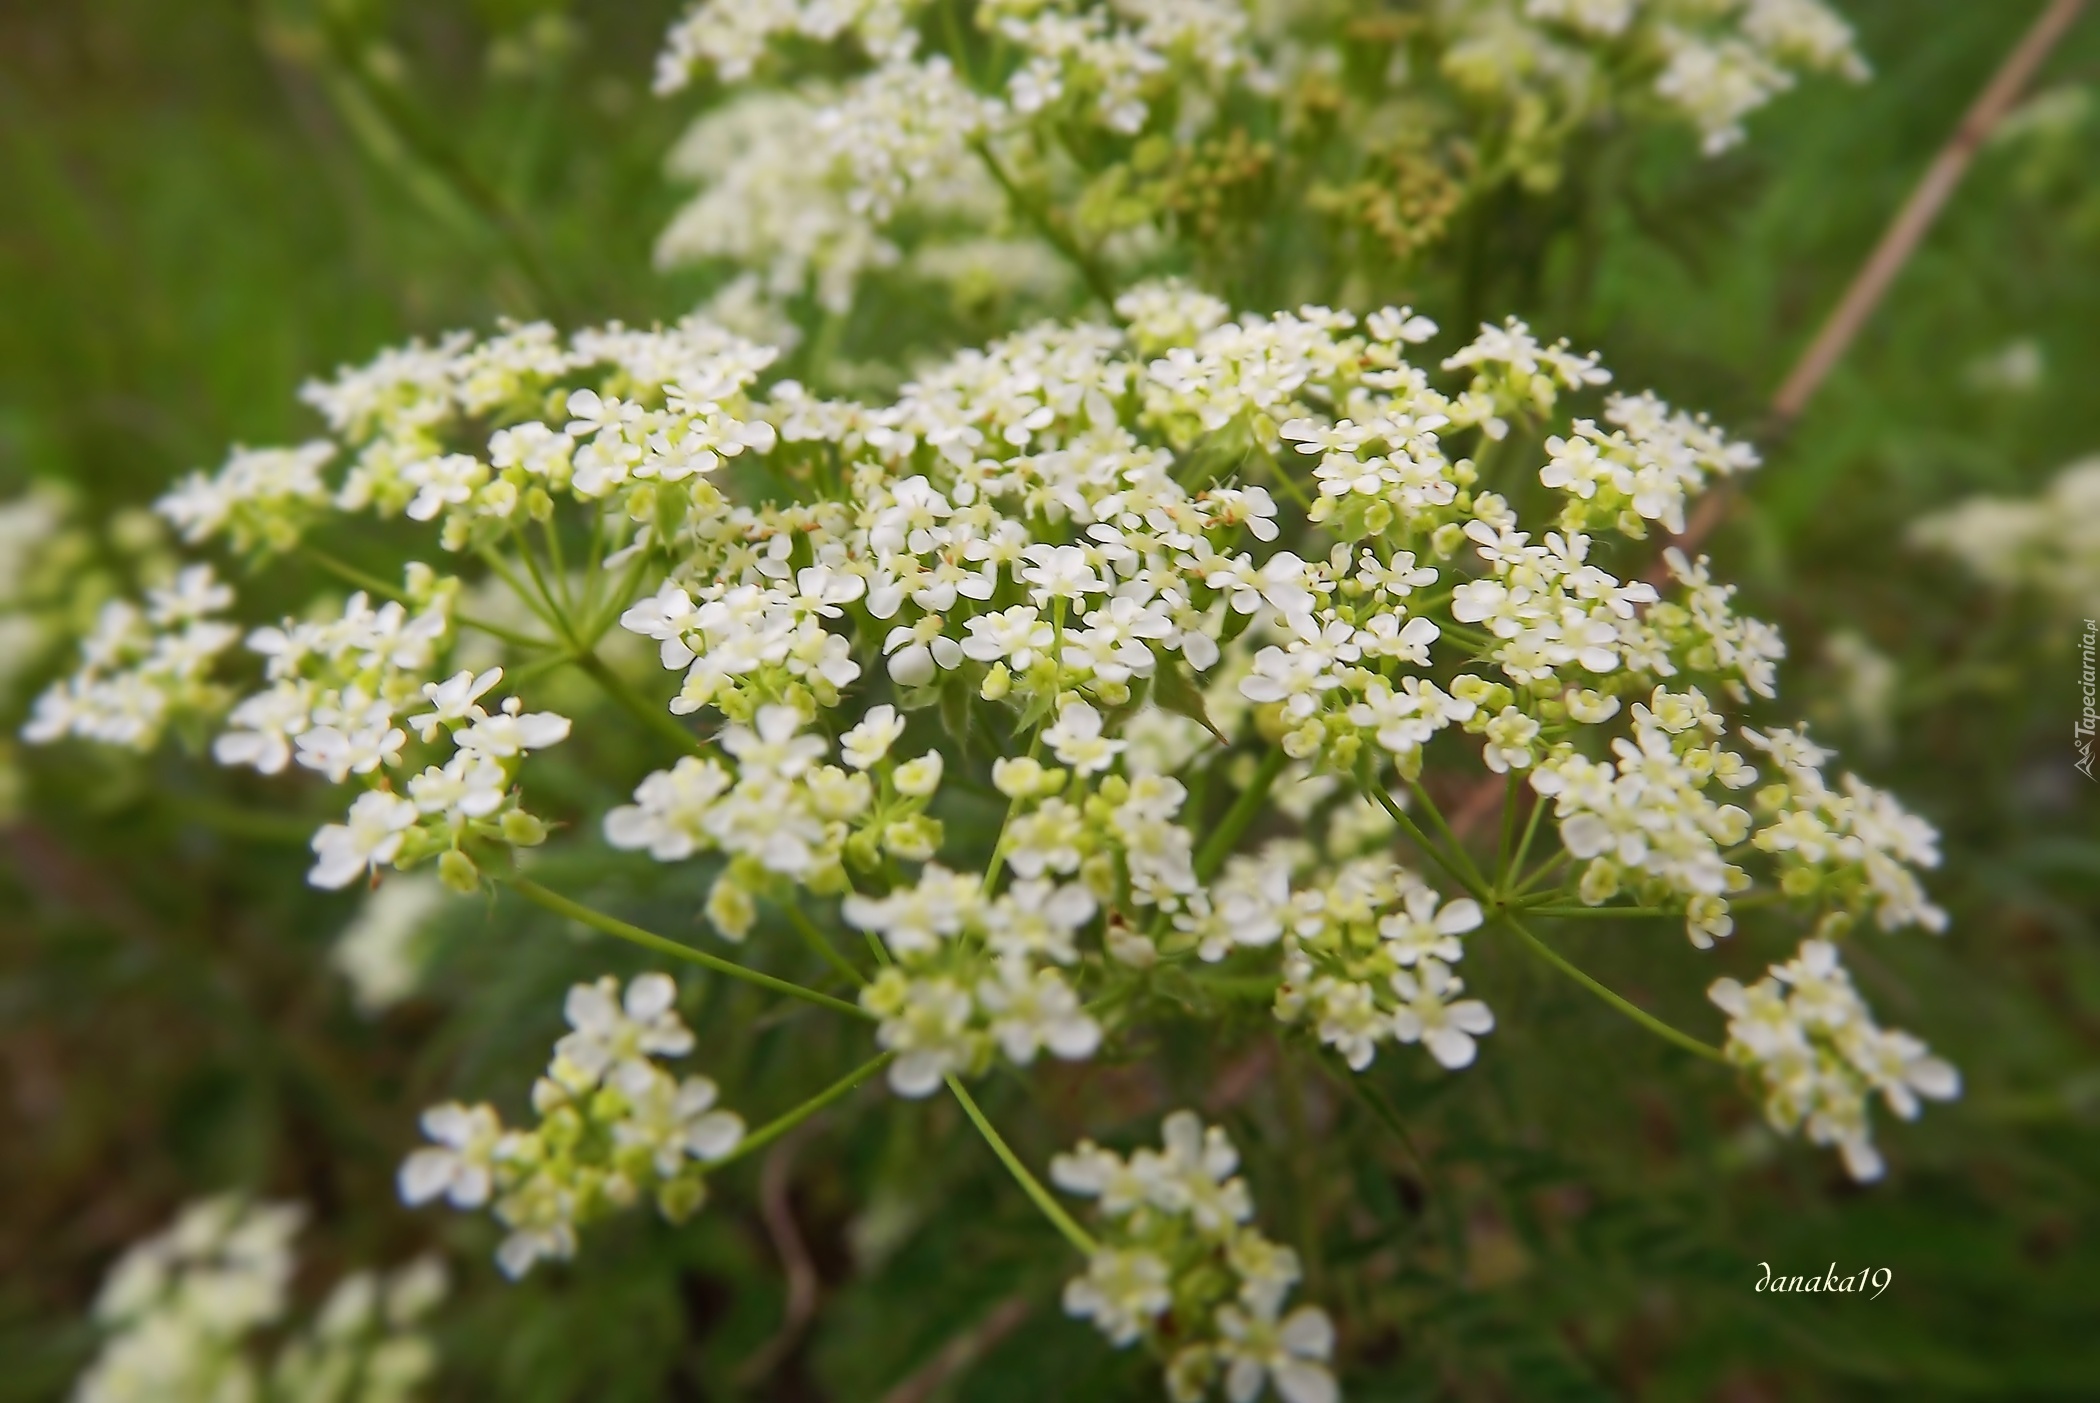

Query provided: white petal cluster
[35,283,1959,1235]
[986,0,1249,135]
[1711,939,1959,1181]
[1239,852,1496,1074]
[24,565,241,751]
[74,1196,442,1403]
[157,442,337,551]
[655,0,920,92]
[400,972,746,1278]
[847,862,1104,1095]
[1910,455,2100,616]
[1054,1112,1339,1403]
[1468,0,1868,156]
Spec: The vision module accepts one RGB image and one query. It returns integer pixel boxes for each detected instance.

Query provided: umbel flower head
[648,0,1868,338]
[29,279,1957,1394]
[1055,1112,1338,1403]
[400,972,745,1278]
[73,1195,445,1403]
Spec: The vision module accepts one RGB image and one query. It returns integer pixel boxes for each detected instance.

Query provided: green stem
[1505,787,1548,897]
[1195,745,1290,882]
[1520,905,1678,919]
[717,1053,894,1166]
[313,11,570,316]
[569,650,709,758]
[1495,771,1521,888]
[1512,850,1572,899]
[476,545,567,637]
[1500,915,1724,1062]
[783,900,868,987]
[1355,770,1489,902]
[970,139,1119,310]
[1408,779,1492,895]
[1254,439,1314,511]
[502,875,874,1022]
[301,545,549,651]
[946,1076,1100,1256]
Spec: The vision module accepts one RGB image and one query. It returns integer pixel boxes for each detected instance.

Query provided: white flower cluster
[606,701,943,939]
[986,0,1251,135]
[1255,854,1496,1073]
[25,565,240,751]
[657,89,1006,316]
[332,873,451,1014]
[1710,938,1959,1181]
[32,281,1956,1212]
[1909,455,2100,616]
[1473,0,1869,155]
[158,443,337,553]
[1055,1112,1338,1403]
[655,0,920,91]
[647,1,1863,340]
[400,973,746,1278]
[74,1196,444,1403]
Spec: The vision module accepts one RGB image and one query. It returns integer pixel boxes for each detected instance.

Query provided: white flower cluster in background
[1055,1112,1338,1403]
[399,973,746,1278]
[24,565,241,751]
[645,0,1867,338]
[1909,455,2100,616]
[1711,938,1959,1181]
[74,1196,444,1403]
[332,872,452,1014]
[1488,0,1869,154]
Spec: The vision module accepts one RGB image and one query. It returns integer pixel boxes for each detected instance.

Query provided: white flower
[843,864,979,958]
[309,792,419,889]
[608,1065,746,1176]
[408,752,507,819]
[840,704,906,769]
[1063,1248,1171,1347]
[1045,700,1125,775]
[1389,961,1495,1069]
[1141,1110,1252,1235]
[605,757,734,861]
[455,703,571,758]
[722,703,826,779]
[399,1102,504,1208]
[1215,1298,1338,1403]
[410,668,503,741]
[550,973,695,1090]
[894,750,945,797]
[976,961,1102,1066]
[1020,543,1105,602]
[1377,889,1482,966]
[983,879,1096,963]
[862,971,982,1097]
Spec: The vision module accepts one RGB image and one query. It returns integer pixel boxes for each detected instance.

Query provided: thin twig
[1772,0,2087,424]
[1670,0,2087,561]
[732,1129,823,1388]
[879,1295,1036,1403]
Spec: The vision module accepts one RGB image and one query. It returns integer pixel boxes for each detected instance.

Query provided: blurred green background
[4,1,2099,1398]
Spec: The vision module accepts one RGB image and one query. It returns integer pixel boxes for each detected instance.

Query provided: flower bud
[438,849,480,895]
